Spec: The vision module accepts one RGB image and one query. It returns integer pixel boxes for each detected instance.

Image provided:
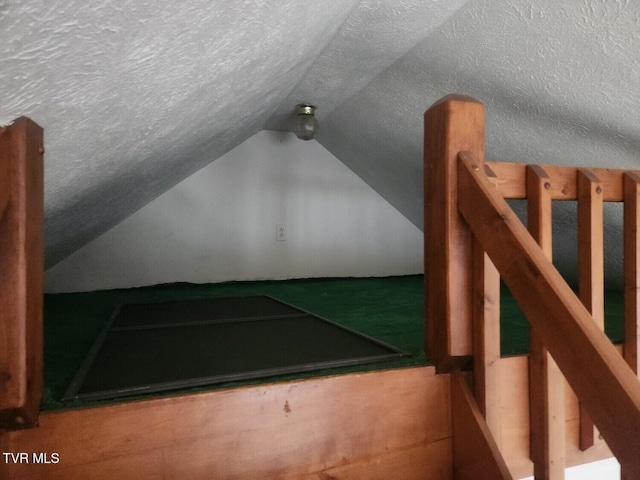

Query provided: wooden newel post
[424,95,485,372]
[0,118,44,429]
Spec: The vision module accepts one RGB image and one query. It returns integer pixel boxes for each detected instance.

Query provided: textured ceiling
[2,0,640,285]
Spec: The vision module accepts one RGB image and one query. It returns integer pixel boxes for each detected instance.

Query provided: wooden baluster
[622,172,640,480]
[472,228,501,444]
[424,95,485,372]
[0,118,44,429]
[527,165,565,479]
[624,172,640,376]
[577,169,605,451]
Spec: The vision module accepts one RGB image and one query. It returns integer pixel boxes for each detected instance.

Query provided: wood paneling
[299,439,452,480]
[457,151,640,477]
[1,360,619,479]
[424,95,485,372]
[0,367,452,480]
[0,117,44,430]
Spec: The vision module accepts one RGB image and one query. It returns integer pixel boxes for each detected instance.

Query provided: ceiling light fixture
[294,104,317,141]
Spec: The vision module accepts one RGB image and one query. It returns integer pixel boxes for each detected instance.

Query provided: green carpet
[498,283,625,355]
[43,275,624,411]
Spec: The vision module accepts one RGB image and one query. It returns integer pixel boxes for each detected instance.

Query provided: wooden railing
[0,118,44,430]
[424,95,640,479]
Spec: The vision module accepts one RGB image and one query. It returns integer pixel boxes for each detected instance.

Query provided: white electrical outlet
[276,224,286,241]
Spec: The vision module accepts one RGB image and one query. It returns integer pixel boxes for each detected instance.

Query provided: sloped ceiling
[2,0,640,283]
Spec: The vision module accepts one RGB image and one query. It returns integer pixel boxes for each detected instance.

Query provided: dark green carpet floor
[43,275,624,411]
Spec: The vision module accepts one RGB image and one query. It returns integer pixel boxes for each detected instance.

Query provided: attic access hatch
[63,295,408,402]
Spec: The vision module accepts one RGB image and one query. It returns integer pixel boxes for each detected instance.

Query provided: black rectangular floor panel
[110,296,302,329]
[64,296,408,401]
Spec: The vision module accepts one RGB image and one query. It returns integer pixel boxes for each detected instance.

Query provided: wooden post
[577,169,605,451]
[527,165,565,479]
[0,118,44,429]
[424,95,485,372]
[624,172,640,376]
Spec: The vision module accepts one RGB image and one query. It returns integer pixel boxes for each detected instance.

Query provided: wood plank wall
[0,367,452,480]
[0,362,616,479]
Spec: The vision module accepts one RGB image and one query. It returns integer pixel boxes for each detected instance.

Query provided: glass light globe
[295,104,317,141]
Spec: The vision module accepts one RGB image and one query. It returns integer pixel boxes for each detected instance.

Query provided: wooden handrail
[486,160,640,201]
[457,150,640,476]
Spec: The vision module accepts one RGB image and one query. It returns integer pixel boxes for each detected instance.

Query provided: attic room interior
[2,1,640,479]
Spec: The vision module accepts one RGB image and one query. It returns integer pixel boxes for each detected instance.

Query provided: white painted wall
[45,131,423,293]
